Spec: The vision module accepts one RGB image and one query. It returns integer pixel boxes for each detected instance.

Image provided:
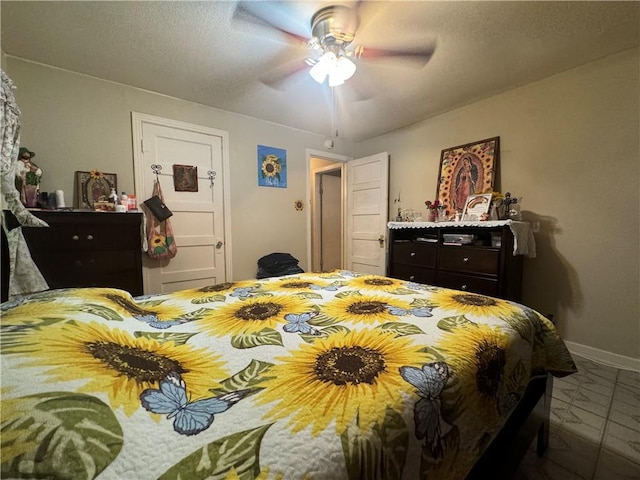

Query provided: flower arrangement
[424,199,446,221]
[424,199,445,211]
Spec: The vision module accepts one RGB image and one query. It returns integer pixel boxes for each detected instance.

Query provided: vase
[427,210,436,222]
[24,185,39,208]
[436,209,447,222]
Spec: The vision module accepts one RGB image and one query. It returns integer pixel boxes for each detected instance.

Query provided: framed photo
[75,170,117,209]
[258,145,287,188]
[435,137,499,215]
[462,193,492,221]
[173,164,198,192]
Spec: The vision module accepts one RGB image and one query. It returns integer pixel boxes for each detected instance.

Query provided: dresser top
[25,209,142,226]
[388,219,522,229]
[387,220,536,257]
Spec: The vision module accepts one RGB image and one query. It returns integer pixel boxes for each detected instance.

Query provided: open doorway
[308,151,350,273]
[306,150,389,275]
[313,165,343,272]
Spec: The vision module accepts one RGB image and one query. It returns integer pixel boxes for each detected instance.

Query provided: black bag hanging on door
[144,180,177,259]
[143,194,173,222]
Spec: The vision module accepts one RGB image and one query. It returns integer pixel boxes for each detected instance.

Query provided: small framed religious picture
[172,164,198,192]
[462,193,492,221]
[75,170,117,209]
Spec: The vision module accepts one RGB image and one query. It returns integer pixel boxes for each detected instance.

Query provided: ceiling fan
[232,2,437,90]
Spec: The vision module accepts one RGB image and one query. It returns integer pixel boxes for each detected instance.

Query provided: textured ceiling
[1,1,638,142]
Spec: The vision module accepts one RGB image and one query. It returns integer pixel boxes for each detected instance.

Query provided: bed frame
[466,374,552,479]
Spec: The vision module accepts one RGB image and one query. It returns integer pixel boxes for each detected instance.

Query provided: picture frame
[435,136,499,215]
[75,170,117,209]
[461,193,493,221]
[173,164,198,192]
[258,145,287,188]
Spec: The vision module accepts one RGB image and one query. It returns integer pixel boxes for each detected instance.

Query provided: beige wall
[356,48,640,362]
[3,48,638,363]
[2,56,354,281]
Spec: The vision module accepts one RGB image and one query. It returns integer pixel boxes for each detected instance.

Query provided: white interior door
[345,152,389,274]
[132,113,230,294]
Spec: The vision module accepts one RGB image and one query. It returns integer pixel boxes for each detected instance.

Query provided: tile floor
[513,355,640,479]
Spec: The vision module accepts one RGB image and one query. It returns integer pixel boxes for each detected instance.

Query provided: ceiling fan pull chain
[331,86,339,139]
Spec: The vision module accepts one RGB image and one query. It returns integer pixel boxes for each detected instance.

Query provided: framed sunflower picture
[258,145,287,188]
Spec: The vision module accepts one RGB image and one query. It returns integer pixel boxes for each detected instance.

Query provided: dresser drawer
[31,250,142,294]
[438,247,499,275]
[391,263,436,285]
[435,271,498,297]
[18,211,144,296]
[392,242,437,267]
[23,224,138,251]
[387,224,523,301]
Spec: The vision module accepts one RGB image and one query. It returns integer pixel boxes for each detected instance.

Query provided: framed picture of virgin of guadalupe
[435,137,499,216]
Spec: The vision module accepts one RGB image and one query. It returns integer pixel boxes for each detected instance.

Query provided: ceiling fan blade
[232,2,310,48]
[351,0,387,34]
[345,72,375,102]
[259,59,310,90]
[355,42,437,68]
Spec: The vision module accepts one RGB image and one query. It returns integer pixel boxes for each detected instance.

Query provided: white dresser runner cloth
[387,220,536,258]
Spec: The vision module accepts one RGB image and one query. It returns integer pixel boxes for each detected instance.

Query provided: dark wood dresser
[387,221,530,301]
[22,210,144,296]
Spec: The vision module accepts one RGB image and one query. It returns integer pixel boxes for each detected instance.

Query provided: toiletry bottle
[108,188,118,204]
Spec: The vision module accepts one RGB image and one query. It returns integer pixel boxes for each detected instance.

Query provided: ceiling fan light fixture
[309,50,336,84]
[335,55,356,81]
[328,71,345,87]
[309,50,356,86]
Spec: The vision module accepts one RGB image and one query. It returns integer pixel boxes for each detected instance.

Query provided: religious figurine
[15,147,42,207]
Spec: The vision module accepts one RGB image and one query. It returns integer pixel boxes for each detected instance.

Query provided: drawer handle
[409,275,415,280]
[86,235,94,241]
[463,257,469,264]
[72,235,79,241]
[410,252,416,257]
[461,284,468,290]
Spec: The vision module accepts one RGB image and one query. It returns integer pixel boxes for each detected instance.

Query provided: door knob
[378,235,385,247]
[216,241,223,249]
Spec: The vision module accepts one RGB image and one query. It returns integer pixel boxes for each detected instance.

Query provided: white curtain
[1,70,49,298]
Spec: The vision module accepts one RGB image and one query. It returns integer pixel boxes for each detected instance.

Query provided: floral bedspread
[0,271,576,480]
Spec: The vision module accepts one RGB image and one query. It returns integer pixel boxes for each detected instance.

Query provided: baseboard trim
[565,340,640,372]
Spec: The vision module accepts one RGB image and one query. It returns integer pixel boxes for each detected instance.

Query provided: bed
[0,270,576,479]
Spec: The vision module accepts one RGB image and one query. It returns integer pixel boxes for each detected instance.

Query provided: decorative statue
[15,147,42,207]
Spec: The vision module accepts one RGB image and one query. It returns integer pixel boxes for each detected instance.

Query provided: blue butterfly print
[135,314,188,329]
[386,305,433,318]
[404,282,430,291]
[310,284,339,292]
[283,312,320,335]
[230,287,258,298]
[399,362,451,458]
[340,270,362,278]
[140,372,250,436]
